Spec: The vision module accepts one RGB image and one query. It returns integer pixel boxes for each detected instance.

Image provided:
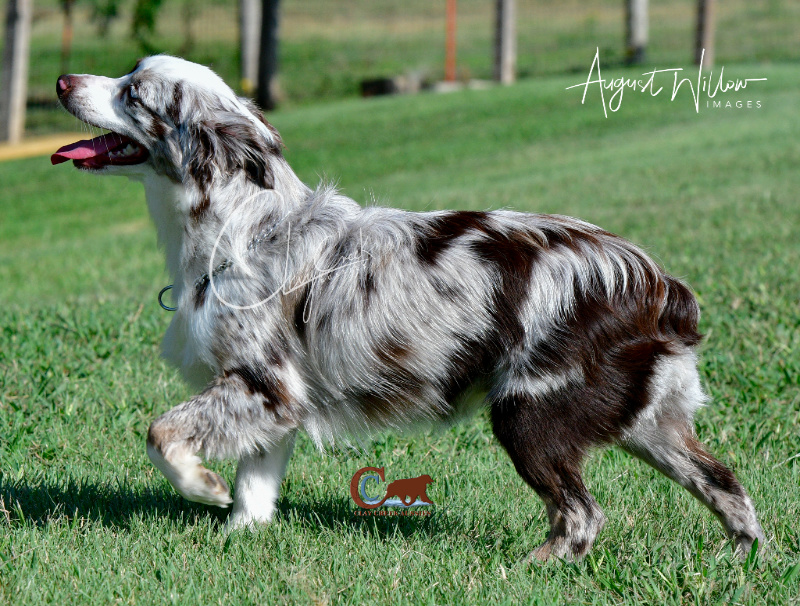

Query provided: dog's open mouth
[51,132,149,169]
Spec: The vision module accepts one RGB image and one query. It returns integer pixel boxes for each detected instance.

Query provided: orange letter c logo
[350,466,386,509]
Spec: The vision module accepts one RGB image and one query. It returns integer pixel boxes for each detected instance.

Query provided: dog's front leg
[226,431,296,531]
[146,373,298,510]
[147,425,233,508]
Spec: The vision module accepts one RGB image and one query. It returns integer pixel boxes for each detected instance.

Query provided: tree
[695,0,716,68]
[494,0,516,84]
[624,0,648,65]
[239,0,261,96]
[91,0,122,38]
[1,0,32,143]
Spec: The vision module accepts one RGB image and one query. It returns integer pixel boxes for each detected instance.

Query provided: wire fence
[5,0,800,136]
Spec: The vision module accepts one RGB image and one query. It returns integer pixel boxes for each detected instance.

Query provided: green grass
[1,63,799,604]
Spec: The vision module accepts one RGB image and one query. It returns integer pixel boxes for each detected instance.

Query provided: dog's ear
[184,113,281,191]
[241,98,284,149]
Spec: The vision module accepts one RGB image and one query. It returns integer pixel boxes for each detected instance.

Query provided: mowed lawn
[1,64,799,604]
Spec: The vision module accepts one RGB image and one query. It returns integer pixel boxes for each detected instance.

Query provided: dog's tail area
[657,274,703,347]
[595,231,703,349]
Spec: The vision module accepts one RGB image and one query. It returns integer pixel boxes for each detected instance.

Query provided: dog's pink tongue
[51,133,127,165]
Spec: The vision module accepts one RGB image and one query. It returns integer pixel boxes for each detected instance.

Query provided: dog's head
[52,55,282,190]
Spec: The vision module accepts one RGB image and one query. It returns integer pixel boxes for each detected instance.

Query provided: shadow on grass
[0,475,476,542]
[0,474,227,529]
[278,495,444,536]
[273,494,516,551]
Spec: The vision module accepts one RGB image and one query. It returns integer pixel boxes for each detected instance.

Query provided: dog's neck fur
[141,154,312,292]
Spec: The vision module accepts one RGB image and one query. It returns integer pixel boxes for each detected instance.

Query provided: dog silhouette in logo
[350,467,434,509]
[383,475,434,506]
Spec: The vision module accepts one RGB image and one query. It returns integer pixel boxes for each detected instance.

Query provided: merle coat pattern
[53,56,765,560]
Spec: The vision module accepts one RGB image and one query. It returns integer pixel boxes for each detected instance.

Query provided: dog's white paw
[148,443,232,507]
[176,467,233,508]
[224,510,273,533]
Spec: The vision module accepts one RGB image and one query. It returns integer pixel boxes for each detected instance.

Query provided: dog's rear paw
[524,542,579,563]
[734,527,767,560]
[525,540,564,563]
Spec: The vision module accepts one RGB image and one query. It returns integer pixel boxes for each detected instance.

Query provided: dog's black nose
[56,75,72,97]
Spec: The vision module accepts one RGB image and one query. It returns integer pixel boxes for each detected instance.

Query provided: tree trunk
[239,0,261,96]
[624,0,648,65]
[0,0,32,143]
[493,0,516,84]
[695,0,716,68]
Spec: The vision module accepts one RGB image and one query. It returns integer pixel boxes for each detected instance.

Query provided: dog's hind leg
[619,352,765,556]
[491,390,607,561]
[225,430,296,530]
[146,372,298,509]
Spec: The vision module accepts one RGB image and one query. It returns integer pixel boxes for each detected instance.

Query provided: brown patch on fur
[242,99,285,151]
[166,82,183,124]
[374,334,411,368]
[660,276,703,346]
[684,435,743,494]
[214,121,277,188]
[187,124,215,192]
[289,282,312,346]
[146,115,167,139]
[361,268,376,308]
[469,226,538,347]
[491,389,606,558]
[191,194,211,222]
[194,274,210,308]
[415,211,489,265]
[226,366,291,411]
[345,338,427,423]
[147,418,175,454]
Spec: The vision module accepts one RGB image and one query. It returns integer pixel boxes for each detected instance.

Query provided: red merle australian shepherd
[52,56,764,560]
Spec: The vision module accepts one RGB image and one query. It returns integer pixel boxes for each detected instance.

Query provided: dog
[52,56,764,560]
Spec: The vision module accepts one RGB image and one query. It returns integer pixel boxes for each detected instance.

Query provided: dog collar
[157,218,283,312]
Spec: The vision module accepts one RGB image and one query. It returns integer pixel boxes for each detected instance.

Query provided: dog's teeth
[123,144,135,155]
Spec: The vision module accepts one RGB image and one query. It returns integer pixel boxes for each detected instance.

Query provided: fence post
[493,0,516,84]
[695,0,716,68]
[239,0,261,96]
[0,0,32,144]
[624,0,648,64]
[257,0,280,110]
[445,0,457,82]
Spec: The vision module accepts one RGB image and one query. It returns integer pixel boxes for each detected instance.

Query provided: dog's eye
[122,84,142,103]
